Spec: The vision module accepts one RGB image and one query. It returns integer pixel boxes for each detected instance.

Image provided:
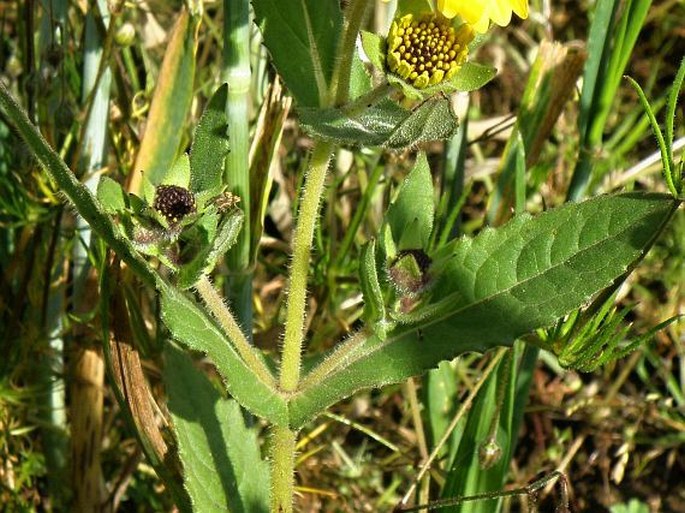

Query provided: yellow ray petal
[437,0,529,32]
[489,0,515,27]
[510,0,529,18]
[438,0,486,23]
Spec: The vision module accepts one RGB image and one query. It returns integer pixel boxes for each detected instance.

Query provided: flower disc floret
[386,14,473,89]
[153,185,196,224]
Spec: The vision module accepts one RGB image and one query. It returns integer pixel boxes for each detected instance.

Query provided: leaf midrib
[295,199,666,394]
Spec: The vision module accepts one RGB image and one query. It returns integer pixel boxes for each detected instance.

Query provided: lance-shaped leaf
[287,193,679,428]
[165,345,269,513]
[177,209,244,289]
[253,0,342,107]
[299,97,459,148]
[386,153,434,251]
[158,279,288,425]
[97,176,128,214]
[359,240,386,326]
[190,84,230,197]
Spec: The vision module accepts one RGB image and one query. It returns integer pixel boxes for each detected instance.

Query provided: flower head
[386,13,473,89]
[437,0,529,33]
[388,249,432,296]
[153,185,196,224]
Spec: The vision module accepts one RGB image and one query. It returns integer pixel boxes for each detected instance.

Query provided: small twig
[404,378,431,509]
[396,470,569,512]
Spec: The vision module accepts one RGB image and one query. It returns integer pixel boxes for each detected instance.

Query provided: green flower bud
[115,23,136,47]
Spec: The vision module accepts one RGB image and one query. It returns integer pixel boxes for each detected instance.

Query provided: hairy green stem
[331,0,370,105]
[279,0,369,394]
[298,329,369,391]
[273,3,369,510]
[280,141,333,391]
[270,426,297,513]
[195,275,275,387]
[666,57,685,177]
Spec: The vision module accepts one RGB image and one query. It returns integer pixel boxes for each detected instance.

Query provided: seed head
[478,438,502,469]
[153,185,196,224]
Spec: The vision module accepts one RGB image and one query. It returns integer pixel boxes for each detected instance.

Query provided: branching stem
[270,426,297,513]
[195,275,275,387]
[279,141,333,391]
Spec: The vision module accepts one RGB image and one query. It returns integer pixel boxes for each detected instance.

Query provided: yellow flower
[386,13,473,89]
[437,0,529,33]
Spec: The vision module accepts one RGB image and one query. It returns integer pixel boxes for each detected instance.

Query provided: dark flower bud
[153,185,196,224]
[388,249,432,296]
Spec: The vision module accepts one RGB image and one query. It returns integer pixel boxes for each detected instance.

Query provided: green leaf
[165,345,270,513]
[299,97,459,148]
[360,31,385,75]
[142,175,157,204]
[359,240,386,327]
[349,51,373,101]
[388,62,497,101]
[386,153,434,250]
[190,84,230,196]
[425,361,463,461]
[158,279,288,425]
[253,0,342,107]
[97,176,127,214]
[299,98,403,147]
[177,209,244,289]
[164,153,191,188]
[442,62,498,94]
[387,98,460,148]
[288,192,678,428]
